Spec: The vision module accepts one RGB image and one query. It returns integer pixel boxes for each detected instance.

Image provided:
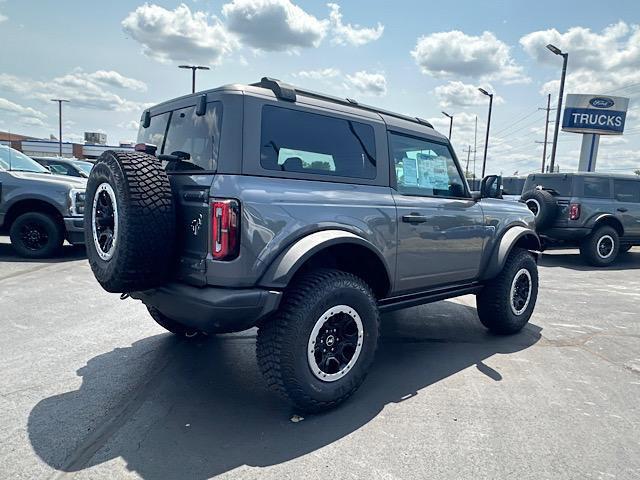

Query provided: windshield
[0,145,49,173]
[74,161,93,176]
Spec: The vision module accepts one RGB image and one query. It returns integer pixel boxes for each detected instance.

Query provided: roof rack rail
[252,77,434,129]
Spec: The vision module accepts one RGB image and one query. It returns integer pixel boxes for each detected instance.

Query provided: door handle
[402,214,428,224]
[617,207,628,213]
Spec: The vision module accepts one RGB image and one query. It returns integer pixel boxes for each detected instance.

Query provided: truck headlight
[69,188,86,216]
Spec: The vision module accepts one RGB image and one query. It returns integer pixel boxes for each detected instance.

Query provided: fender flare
[258,229,391,290]
[481,226,540,280]
[589,214,624,235]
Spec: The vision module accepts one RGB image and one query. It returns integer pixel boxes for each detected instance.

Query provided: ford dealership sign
[562,94,629,135]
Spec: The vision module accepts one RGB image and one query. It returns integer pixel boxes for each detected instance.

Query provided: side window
[389,132,467,197]
[162,102,223,171]
[260,105,376,179]
[614,180,640,203]
[137,112,169,150]
[49,163,71,175]
[583,177,611,199]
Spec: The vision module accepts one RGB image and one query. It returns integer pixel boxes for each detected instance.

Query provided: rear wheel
[579,226,619,267]
[257,269,379,413]
[147,306,203,339]
[476,248,539,335]
[9,212,64,258]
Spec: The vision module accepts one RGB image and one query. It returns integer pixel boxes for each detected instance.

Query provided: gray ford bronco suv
[84,78,540,412]
[0,144,86,258]
[521,172,640,266]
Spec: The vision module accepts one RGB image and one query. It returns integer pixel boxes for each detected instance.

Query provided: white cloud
[0,97,46,119]
[122,3,238,64]
[344,71,386,96]
[521,22,640,97]
[0,70,145,112]
[328,3,383,46]
[434,81,504,108]
[0,13,7,23]
[222,0,327,51]
[118,120,141,131]
[412,30,529,84]
[294,68,341,80]
[87,70,147,92]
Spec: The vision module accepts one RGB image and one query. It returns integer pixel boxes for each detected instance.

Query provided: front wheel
[579,226,619,267]
[476,248,539,335]
[9,212,64,259]
[257,269,379,413]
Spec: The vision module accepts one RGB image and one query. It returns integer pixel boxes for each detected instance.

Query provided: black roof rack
[251,77,434,129]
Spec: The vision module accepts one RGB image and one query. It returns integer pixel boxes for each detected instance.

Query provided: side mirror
[480,175,503,199]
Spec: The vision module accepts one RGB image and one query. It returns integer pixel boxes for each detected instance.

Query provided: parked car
[501,175,527,201]
[32,157,93,178]
[521,172,640,266]
[0,145,86,258]
[83,78,541,412]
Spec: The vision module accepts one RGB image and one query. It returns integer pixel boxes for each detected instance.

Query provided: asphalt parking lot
[1,236,639,480]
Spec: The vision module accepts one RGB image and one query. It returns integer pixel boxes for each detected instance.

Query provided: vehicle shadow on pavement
[539,250,640,271]
[0,241,86,263]
[28,301,541,479]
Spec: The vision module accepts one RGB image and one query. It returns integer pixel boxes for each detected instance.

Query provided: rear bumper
[130,283,282,333]
[64,217,85,244]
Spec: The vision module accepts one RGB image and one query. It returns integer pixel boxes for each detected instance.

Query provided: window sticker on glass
[402,157,418,186]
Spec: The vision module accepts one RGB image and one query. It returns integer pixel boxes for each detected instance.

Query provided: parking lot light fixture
[50,99,70,157]
[478,88,493,177]
[546,44,569,173]
[179,65,211,94]
[442,111,453,140]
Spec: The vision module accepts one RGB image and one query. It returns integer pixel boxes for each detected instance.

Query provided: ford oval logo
[590,97,614,108]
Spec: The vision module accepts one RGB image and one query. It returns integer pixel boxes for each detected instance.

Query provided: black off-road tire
[9,212,64,259]
[521,190,558,230]
[579,226,619,267]
[477,248,539,335]
[84,150,175,293]
[147,306,203,339]
[257,269,379,413]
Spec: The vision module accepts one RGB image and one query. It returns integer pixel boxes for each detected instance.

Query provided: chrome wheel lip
[596,234,615,259]
[307,304,364,383]
[525,199,541,217]
[91,183,118,261]
[510,268,532,316]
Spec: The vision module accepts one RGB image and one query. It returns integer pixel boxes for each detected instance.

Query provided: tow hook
[120,293,130,300]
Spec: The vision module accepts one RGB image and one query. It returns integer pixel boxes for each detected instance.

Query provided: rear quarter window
[582,177,611,199]
[260,105,377,180]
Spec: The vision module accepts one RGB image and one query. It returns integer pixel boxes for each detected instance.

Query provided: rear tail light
[212,199,240,260]
[569,203,581,220]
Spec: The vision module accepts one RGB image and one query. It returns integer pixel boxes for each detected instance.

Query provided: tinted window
[389,133,467,198]
[137,112,169,150]
[0,145,49,173]
[162,102,222,171]
[48,162,75,176]
[614,180,640,203]
[502,177,526,195]
[523,175,573,196]
[583,177,610,198]
[260,106,376,179]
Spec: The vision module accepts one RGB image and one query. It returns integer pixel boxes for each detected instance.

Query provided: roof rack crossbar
[253,77,434,129]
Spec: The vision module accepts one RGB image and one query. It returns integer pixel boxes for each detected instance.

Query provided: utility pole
[442,111,453,140]
[546,44,569,173]
[478,88,494,178]
[50,99,69,157]
[466,145,471,177]
[179,65,210,93]
[473,115,478,180]
[536,93,556,173]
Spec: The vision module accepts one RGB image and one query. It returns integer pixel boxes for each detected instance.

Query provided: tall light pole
[50,99,69,157]
[546,43,568,173]
[441,111,453,140]
[478,88,493,178]
[179,65,210,94]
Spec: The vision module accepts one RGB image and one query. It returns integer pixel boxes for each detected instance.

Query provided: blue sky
[1,0,639,175]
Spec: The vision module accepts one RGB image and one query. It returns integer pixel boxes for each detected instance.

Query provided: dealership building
[0,131,134,160]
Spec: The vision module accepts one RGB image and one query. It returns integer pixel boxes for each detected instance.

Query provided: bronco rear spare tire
[521,189,558,231]
[84,150,175,293]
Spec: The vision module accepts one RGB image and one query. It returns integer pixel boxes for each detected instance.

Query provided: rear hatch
[523,174,574,227]
[137,99,223,285]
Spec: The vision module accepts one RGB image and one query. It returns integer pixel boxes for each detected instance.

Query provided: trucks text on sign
[562,94,629,135]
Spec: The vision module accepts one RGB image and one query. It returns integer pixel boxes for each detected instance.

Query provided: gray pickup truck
[0,145,86,258]
[521,172,640,266]
[83,78,541,412]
